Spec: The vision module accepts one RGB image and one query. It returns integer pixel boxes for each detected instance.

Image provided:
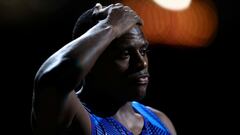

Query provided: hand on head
[92,3,143,38]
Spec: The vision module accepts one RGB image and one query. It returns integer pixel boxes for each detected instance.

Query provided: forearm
[59,21,116,77]
[35,21,116,91]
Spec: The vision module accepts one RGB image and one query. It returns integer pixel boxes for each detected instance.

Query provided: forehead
[113,26,148,49]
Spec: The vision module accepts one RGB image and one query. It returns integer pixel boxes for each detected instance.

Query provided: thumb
[94,3,102,10]
[93,4,113,20]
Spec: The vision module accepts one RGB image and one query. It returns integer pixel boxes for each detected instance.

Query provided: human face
[88,26,149,101]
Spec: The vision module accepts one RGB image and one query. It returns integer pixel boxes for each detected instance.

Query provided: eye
[119,49,130,59]
[139,47,150,56]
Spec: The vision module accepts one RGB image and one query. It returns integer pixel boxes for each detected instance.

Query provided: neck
[114,102,136,116]
[113,102,144,135]
[80,88,129,117]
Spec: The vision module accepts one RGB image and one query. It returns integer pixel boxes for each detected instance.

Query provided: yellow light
[153,0,192,11]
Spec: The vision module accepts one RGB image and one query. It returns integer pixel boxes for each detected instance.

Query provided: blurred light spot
[122,0,218,48]
[153,0,192,11]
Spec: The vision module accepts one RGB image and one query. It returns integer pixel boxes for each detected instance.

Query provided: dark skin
[32,3,176,135]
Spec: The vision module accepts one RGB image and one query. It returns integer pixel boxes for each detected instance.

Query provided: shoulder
[146,106,177,135]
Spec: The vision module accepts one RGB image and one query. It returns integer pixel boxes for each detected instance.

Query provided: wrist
[98,19,118,39]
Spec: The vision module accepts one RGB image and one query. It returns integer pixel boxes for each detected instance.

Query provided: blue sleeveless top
[89,101,171,135]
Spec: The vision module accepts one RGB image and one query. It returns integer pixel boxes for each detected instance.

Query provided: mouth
[127,73,149,85]
[127,69,150,85]
[135,74,149,85]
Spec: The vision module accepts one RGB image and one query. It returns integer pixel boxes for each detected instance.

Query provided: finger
[100,4,114,12]
[135,15,144,26]
[93,3,102,16]
[122,6,141,25]
[95,3,102,10]
[114,3,124,6]
[137,17,144,25]
[122,6,137,15]
[94,4,114,20]
[123,6,131,11]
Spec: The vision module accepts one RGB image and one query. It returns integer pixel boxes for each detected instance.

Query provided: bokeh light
[121,0,218,48]
[153,0,192,11]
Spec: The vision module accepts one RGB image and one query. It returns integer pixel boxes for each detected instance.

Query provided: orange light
[121,0,218,48]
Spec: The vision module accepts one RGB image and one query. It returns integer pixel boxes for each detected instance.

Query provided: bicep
[32,88,91,134]
[32,55,91,134]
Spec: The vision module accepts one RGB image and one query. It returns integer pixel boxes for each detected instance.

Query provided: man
[31,3,176,135]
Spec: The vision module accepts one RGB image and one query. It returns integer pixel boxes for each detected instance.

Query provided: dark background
[1,0,238,134]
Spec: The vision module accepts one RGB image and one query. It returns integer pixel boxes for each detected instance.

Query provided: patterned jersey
[89,101,171,135]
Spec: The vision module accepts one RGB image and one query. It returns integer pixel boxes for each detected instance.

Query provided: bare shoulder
[146,106,177,135]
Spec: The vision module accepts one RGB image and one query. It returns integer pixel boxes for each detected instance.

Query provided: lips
[127,69,150,85]
[133,74,149,85]
[136,76,149,84]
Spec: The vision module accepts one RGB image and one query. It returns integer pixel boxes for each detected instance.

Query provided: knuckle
[115,3,123,6]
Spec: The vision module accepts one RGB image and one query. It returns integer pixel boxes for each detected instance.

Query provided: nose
[132,51,148,71]
[136,58,147,69]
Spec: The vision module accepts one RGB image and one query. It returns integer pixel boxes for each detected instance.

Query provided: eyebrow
[113,41,149,51]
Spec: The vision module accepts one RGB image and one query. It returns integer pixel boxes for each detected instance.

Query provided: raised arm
[31,3,142,135]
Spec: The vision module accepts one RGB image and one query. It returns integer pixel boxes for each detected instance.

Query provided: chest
[91,116,170,135]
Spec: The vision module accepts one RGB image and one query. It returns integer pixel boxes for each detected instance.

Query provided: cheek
[100,62,128,82]
[114,59,130,73]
